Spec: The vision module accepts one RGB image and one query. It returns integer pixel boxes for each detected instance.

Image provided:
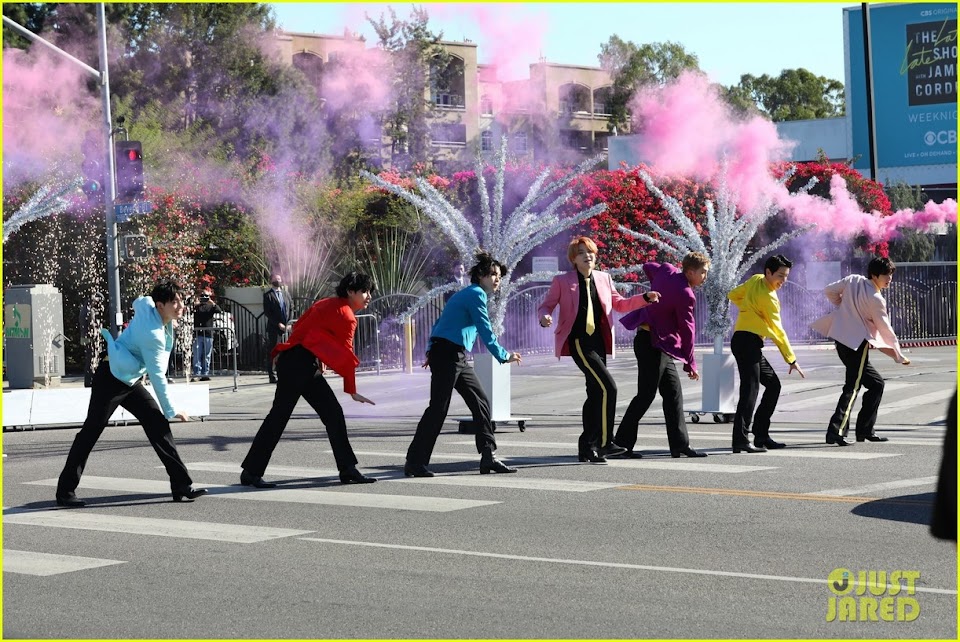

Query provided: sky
[269,2,851,86]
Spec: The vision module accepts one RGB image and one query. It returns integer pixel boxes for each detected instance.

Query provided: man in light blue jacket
[56,280,206,507]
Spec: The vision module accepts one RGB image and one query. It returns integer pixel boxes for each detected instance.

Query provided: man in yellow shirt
[727,255,805,453]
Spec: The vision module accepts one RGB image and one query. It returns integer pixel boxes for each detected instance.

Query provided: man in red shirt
[240,272,378,487]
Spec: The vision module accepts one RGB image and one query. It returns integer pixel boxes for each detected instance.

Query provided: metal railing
[167,325,239,391]
[209,262,956,375]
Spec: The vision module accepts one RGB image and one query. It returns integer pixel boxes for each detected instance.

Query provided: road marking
[601,460,776,473]
[773,382,912,412]
[806,476,939,497]
[3,549,126,576]
[3,510,311,543]
[25,476,497,513]
[296,537,955,595]
[615,484,934,506]
[183,462,622,492]
[881,389,955,412]
[742,450,900,460]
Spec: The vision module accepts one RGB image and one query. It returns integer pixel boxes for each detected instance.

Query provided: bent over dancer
[812,257,910,446]
[727,255,805,453]
[405,252,522,477]
[56,280,206,506]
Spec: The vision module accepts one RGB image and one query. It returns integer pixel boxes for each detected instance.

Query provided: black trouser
[407,339,497,465]
[265,330,282,379]
[615,329,689,454]
[57,360,193,495]
[731,331,782,447]
[827,340,885,438]
[569,334,618,454]
[242,345,359,476]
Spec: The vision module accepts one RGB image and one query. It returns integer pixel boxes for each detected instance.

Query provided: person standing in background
[263,274,289,384]
[191,288,224,382]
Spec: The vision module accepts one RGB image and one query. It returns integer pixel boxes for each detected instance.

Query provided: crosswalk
[4,422,947,578]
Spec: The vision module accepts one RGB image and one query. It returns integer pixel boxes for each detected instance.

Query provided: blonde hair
[567,236,599,264]
[681,251,711,272]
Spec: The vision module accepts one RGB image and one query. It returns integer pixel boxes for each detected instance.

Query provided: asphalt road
[3,345,956,639]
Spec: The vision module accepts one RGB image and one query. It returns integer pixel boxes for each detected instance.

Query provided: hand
[645,291,661,303]
[539,314,552,328]
[507,352,522,365]
[278,323,286,332]
[351,393,375,405]
[173,411,191,422]
[687,369,700,381]
[422,353,431,369]
[788,362,806,378]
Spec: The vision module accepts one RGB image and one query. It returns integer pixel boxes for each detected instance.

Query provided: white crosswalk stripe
[24,476,498,513]
[772,382,913,412]
[3,549,126,576]
[183,462,625,492]
[805,476,939,497]
[4,509,312,543]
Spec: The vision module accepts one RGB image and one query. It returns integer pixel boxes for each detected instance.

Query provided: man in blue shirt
[405,252,522,477]
[56,280,206,507]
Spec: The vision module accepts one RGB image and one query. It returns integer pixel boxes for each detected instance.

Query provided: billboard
[845,3,957,172]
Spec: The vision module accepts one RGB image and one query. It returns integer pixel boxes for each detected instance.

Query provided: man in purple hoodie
[613,252,711,458]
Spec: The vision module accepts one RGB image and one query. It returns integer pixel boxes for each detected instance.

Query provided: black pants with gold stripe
[569,334,617,454]
[826,340,885,438]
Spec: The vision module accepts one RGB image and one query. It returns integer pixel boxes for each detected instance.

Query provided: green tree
[726,69,844,122]
[367,6,450,168]
[598,36,701,133]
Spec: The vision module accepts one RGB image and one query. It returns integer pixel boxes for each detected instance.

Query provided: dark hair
[336,272,375,298]
[150,279,183,304]
[867,256,896,278]
[469,251,504,284]
[763,254,793,274]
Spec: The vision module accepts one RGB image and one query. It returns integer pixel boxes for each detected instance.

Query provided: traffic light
[80,131,104,203]
[120,234,149,260]
[114,140,144,201]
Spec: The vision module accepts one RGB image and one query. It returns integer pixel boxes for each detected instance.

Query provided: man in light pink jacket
[811,256,911,446]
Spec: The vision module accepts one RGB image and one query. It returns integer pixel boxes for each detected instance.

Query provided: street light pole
[3,4,122,336]
[95,3,122,337]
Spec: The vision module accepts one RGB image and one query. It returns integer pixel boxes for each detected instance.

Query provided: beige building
[276,30,618,168]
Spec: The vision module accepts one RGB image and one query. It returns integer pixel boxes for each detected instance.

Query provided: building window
[559,82,590,114]
[480,95,493,115]
[513,131,528,153]
[433,92,464,108]
[481,130,493,151]
[431,123,467,146]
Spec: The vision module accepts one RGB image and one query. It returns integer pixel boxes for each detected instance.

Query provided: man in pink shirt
[811,257,911,446]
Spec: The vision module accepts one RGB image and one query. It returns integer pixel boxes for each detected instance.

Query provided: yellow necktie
[585,277,595,336]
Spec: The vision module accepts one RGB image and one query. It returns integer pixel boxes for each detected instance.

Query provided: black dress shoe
[480,457,518,474]
[339,467,377,484]
[733,443,766,453]
[240,470,277,488]
[55,492,85,508]
[403,462,435,478]
[755,438,786,449]
[268,376,278,384]
[622,449,643,459]
[673,447,708,458]
[598,442,627,457]
[857,434,888,442]
[826,433,852,446]
[199,376,211,382]
[172,487,208,502]
[578,450,607,463]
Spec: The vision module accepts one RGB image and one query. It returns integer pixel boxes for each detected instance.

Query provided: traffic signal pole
[95,4,122,337]
[3,4,123,336]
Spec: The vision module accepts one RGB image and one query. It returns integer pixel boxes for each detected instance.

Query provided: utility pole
[2,3,123,336]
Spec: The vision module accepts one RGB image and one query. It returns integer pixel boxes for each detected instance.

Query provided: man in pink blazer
[538,236,659,462]
[811,256,911,446]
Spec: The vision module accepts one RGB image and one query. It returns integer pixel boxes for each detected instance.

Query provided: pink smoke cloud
[628,70,957,243]
[3,47,101,185]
